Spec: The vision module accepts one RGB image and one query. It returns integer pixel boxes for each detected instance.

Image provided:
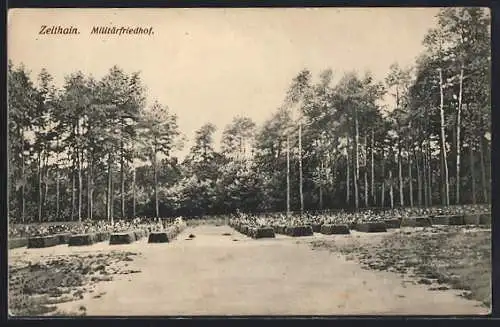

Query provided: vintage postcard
[7,8,491,316]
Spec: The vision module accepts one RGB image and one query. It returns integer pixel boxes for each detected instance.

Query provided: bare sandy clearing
[44,225,488,316]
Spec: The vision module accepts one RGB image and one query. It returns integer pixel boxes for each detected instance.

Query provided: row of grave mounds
[228,212,491,240]
[275,222,387,236]
[22,232,111,249]
[147,225,186,243]
[230,221,276,239]
[399,213,491,227]
[10,225,187,249]
[232,220,386,238]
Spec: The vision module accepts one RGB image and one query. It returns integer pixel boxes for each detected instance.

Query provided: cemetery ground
[8,224,490,316]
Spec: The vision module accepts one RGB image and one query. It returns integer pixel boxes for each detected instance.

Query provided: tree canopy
[7,8,491,222]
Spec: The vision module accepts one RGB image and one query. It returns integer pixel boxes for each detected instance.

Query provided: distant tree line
[8,8,491,222]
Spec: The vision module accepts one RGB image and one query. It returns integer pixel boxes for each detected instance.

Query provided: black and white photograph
[7,7,492,316]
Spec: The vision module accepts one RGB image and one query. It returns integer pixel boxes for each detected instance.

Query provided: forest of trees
[8,8,491,223]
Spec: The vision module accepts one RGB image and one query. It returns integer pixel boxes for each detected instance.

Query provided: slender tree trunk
[423,149,428,207]
[19,126,25,223]
[409,148,414,207]
[398,141,404,207]
[77,146,82,223]
[286,134,290,217]
[438,68,450,206]
[456,65,464,204]
[346,140,350,205]
[298,122,304,214]
[71,167,76,221]
[87,157,93,220]
[479,135,488,203]
[469,142,476,205]
[20,158,25,222]
[55,137,60,219]
[120,140,125,219]
[110,165,114,224]
[364,168,369,208]
[319,161,324,210]
[364,135,368,207]
[389,169,394,209]
[107,153,112,222]
[424,108,432,207]
[38,150,42,222]
[426,139,433,206]
[440,145,445,205]
[55,169,60,218]
[70,125,76,221]
[416,149,422,207]
[371,129,375,205]
[153,152,159,218]
[43,153,49,219]
[132,166,136,218]
[354,110,359,210]
[381,148,385,207]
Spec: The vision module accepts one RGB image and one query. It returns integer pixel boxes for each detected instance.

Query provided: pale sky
[8,8,441,159]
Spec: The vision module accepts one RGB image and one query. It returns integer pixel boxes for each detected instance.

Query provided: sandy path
[16,225,487,316]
